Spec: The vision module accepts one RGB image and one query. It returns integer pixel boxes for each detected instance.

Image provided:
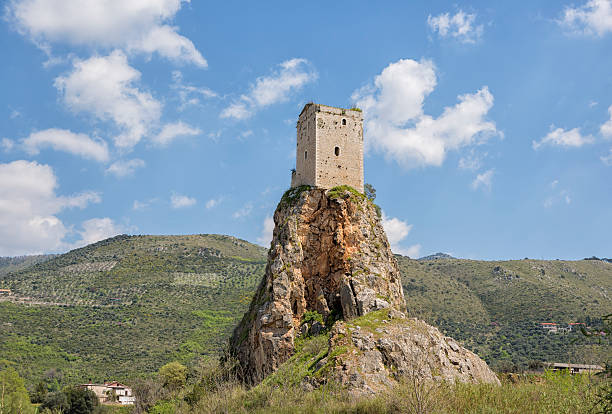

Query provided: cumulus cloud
[352,59,498,168]
[1,138,15,151]
[22,128,109,162]
[0,160,100,255]
[73,217,124,248]
[153,121,201,146]
[601,105,612,137]
[170,193,196,208]
[221,58,317,120]
[471,169,494,192]
[544,185,573,208]
[256,215,274,246]
[232,202,253,219]
[601,148,612,165]
[532,126,594,149]
[55,51,162,149]
[559,0,612,37]
[458,149,484,171]
[172,70,217,110]
[8,0,206,66]
[205,197,223,209]
[105,159,145,177]
[381,213,421,257]
[428,10,483,43]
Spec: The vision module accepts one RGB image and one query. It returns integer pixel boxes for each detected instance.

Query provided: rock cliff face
[229,186,499,390]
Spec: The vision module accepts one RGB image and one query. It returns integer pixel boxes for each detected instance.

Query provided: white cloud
[221,58,317,120]
[352,59,498,168]
[1,138,15,151]
[153,121,201,146]
[105,159,145,177]
[55,51,162,149]
[205,197,223,209]
[172,70,217,110]
[601,148,612,165]
[0,160,100,255]
[559,0,612,37]
[427,10,483,43]
[532,126,594,149]
[256,215,274,246]
[8,0,206,66]
[232,202,253,219]
[73,217,124,248]
[471,169,494,192]
[458,150,484,171]
[545,186,573,208]
[601,105,612,137]
[22,128,109,162]
[381,213,420,257]
[171,193,196,208]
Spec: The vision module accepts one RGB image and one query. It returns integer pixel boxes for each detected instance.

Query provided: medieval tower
[291,103,364,192]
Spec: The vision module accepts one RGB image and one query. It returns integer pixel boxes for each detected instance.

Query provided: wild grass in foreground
[141,361,608,414]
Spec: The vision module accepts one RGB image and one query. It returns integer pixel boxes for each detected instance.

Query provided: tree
[0,368,35,414]
[158,362,187,390]
[63,386,98,414]
[41,387,98,414]
[364,183,376,201]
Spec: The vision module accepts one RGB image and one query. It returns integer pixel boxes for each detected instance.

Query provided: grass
[327,185,366,202]
[147,365,607,414]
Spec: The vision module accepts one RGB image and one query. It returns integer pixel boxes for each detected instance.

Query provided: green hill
[0,235,610,389]
[398,256,611,370]
[0,235,267,386]
[0,255,55,276]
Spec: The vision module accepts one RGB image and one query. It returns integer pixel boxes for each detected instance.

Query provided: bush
[159,362,188,390]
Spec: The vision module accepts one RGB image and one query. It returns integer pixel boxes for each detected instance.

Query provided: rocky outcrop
[229,187,405,384]
[229,186,499,391]
[316,309,500,394]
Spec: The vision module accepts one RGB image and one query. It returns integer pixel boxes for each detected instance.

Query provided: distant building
[546,363,604,374]
[540,323,558,333]
[80,381,134,405]
[0,289,11,295]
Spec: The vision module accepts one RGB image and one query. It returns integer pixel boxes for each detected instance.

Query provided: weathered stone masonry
[291,103,364,193]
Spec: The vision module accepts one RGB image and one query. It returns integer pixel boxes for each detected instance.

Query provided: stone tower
[291,103,364,193]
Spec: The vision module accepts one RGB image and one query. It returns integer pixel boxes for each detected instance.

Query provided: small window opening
[342,119,347,125]
[304,151,308,160]
[335,146,340,156]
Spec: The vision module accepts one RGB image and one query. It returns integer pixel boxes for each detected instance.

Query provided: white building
[80,381,134,405]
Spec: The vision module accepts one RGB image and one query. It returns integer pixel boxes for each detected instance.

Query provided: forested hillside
[398,256,611,371]
[0,255,55,276]
[0,235,267,387]
[0,235,609,389]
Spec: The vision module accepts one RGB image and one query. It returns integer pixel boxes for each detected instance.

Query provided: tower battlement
[291,103,364,192]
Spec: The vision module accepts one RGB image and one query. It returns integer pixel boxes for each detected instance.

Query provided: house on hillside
[0,289,11,295]
[540,322,558,333]
[546,363,604,374]
[80,381,134,405]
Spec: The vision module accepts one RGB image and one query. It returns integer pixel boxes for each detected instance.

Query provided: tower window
[335,146,340,156]
[342,119,347,125]
[304,151,307,160]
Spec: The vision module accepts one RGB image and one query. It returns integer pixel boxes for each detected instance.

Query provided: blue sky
[0,0,611,259]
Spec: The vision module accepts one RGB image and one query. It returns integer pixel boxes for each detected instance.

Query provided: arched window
[304,151,308,160]
[335,146,340,156]
[342,119,346,125]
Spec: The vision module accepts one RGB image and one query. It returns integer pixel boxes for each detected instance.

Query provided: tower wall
[292,104,364,193]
